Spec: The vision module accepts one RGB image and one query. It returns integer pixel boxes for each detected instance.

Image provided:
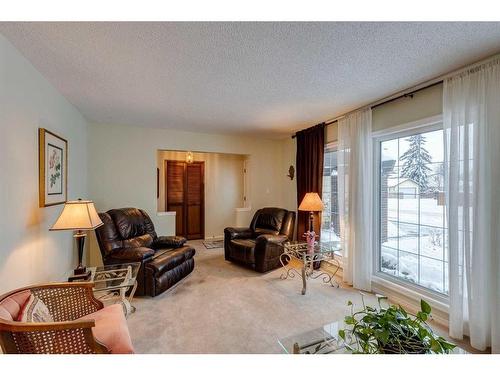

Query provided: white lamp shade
[50,199,103,231]
[298,192,324,212]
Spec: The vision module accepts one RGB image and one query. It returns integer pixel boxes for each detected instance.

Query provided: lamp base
[74,265,87,275]
[68,270,91,282]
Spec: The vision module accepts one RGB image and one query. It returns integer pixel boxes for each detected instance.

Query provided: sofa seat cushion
[0,290,31,321]
[230,239,256,263]
[146,246,195,276]
[78,304,134,354]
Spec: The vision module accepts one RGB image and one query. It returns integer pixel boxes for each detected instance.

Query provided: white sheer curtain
[444,58,500,353]
[338,108,373,291]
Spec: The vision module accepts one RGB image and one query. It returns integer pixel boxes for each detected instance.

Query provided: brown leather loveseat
[224,207,295,272]
[95,208,195,297]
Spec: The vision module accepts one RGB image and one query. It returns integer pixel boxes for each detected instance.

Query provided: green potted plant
[338,294,456,354]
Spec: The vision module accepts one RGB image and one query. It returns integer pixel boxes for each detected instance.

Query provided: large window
[321,145,340,248]
[378,127,448,295]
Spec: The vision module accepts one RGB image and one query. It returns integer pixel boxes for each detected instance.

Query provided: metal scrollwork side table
[280,241,341,295]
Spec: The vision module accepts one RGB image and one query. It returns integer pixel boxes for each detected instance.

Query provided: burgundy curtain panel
[295,123,325,239]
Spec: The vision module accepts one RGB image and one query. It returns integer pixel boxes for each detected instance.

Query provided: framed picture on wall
[38,128,68,207]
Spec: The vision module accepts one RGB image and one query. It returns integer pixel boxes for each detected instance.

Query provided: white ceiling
[1,22,500,138]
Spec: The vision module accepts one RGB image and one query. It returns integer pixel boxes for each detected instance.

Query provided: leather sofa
[224,207,295,272]
[95,208,195,297]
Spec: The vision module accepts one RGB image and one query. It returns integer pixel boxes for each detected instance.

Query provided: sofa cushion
[78,304,134,354]
[108,208,148,240]
[17,294,54,323]
[0,290,31,321]
[252,207,286,232]
[146,246,196,275]
[96,213,124,256]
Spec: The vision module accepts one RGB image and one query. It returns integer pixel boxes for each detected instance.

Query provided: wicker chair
[0,282,132,354]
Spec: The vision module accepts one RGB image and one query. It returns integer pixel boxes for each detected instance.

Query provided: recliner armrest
[107,247,155,262]
[224,227,254,240]
[153,236,187,249]
[255,234,289,245]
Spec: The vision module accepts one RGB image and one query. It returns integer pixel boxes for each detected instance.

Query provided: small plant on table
[338,293,456,354]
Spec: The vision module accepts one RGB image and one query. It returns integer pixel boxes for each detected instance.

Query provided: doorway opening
[157,150,248,240]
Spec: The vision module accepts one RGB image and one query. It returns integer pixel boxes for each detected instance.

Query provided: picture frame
[38,128,68,207]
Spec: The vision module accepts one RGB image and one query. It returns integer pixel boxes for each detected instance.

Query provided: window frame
[321,141,341,253]
[372,115,449,304]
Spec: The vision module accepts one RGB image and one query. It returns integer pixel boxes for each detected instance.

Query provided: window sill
[371,273,450,327]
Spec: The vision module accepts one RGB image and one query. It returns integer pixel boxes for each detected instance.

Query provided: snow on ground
[382,197,448,294]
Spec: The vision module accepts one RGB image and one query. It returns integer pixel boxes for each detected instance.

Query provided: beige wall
[0,35,89,293]
[372,83,443,132]
[87,123,294,265]
[157,150,245,238]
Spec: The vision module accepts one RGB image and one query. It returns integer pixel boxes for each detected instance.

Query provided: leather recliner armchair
[224,207,295,272]
[95,208,195,297]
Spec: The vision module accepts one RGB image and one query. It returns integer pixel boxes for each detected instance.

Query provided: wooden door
[165,160,204,239]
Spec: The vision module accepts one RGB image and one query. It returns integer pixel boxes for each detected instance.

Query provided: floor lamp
[298,192,324,253]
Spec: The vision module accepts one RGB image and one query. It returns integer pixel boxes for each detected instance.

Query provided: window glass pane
[398,193,418,225]
[381,246,398,275]
[398,223,418,254]
[321,147,340,248]
[419,226,444,261]
[378,127,448,295]
[398,252,418,284]
[420,257,445,293]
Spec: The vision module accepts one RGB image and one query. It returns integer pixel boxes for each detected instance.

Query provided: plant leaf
[421,300,432,314]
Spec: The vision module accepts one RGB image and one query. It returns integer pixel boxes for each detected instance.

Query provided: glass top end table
[69,262,140,317]
[280,241,342,295]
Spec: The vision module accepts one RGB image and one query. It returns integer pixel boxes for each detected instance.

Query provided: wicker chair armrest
[0,319,109,354]
[29,282,104,321]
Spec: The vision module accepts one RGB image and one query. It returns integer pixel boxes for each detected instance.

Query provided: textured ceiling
[1,22,500,138]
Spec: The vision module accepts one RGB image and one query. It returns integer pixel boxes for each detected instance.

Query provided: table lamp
[298,192,324,253]
[50,199,103,279]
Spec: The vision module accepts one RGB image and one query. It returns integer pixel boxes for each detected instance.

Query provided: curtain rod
[291,52,500,139]
[291,80,442,139]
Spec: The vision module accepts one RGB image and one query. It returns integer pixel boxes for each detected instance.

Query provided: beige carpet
[127,240,377,353]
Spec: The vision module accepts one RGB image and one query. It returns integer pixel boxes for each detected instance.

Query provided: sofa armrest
[108,247,155,262]
[255,234,289,245]
[224,227,253,240]
[153,236,187,249]
[254,234,289,273]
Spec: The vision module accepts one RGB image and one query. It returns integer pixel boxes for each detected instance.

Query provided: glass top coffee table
[68,262,140,317]
[280,241,342,295]
[279,321,348,354]
[278,320,469,354]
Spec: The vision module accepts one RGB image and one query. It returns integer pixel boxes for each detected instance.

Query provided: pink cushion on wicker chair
[0,290,31,321]
[78,304,134,354]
